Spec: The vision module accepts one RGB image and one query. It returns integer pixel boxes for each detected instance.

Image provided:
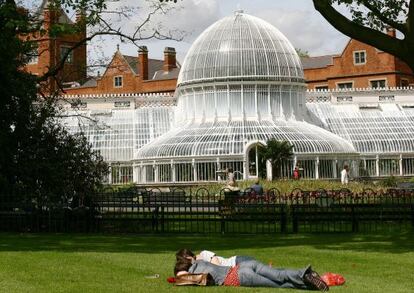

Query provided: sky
[125,0,350,62]
[26,0,351,70]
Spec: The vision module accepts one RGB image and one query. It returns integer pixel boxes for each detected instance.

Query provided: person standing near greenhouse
[341,165,349,185]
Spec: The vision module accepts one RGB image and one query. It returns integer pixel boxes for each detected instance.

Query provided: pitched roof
[153,67,180,81]
[122,55,179,80]
[37,0,74,24]
[301,55,336,70]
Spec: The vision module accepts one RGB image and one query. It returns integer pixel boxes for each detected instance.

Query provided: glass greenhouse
[62,12,414,184]
[134,12,358,183]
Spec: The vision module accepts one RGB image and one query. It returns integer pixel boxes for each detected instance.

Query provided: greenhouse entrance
[246,142,266,179]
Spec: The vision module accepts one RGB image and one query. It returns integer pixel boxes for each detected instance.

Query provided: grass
[0,232,413,293]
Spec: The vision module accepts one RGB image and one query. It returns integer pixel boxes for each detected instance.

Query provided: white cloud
[89,0,221,66]
[254,8,349,56]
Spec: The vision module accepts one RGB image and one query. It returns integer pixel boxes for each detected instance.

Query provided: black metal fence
[1,187,413,234]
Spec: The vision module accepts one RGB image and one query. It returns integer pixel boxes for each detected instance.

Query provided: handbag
[175,273,214,286]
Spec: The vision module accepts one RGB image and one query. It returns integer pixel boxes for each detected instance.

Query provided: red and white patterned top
[223,265,240,286]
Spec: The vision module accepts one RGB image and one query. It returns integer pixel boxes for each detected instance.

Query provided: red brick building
[64,46,179,96]
[25,0,179,96]
[25,0,87,89]
[302,30,414,90]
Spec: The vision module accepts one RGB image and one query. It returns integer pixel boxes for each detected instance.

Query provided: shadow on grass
[0,231,413,254]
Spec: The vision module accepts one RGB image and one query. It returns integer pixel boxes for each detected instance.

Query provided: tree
[258,140,294,179]
[0,0,180,202]
[0,1,108,203]
[296,48,309,58]
[312,0,414,71]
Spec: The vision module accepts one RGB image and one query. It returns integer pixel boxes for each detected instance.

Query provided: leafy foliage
[313,0,414,71]
[258,140,294,179]
[0,1,108,202]
[295,48,309,57]
[331,0,408,30]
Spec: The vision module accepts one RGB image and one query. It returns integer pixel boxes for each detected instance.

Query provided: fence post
[351,206,358,232]
[152,207,159,232]
[160,206,165,233]
[411,204,414,228]
[280,205,287,233]
[292,206,298,233]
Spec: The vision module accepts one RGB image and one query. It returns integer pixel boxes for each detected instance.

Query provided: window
[337,82,353,89]
[370,79,386,88]
[400,79,409,87]
[114,76,123,88]
[70,102,87,109]
[60,46,73,64]
[114,101,130,108]
[315,85,329,91]
[379,95,395,102]
[353,50,366,65]
[28,48,39,64]
[337,96,353,103]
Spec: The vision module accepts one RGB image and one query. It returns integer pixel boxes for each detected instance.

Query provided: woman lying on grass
[174,249,329,291]
[176,248,254,267]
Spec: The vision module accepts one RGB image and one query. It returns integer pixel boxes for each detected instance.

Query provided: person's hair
[174,257,193,276]
[344,165,349,169]
[228,168,233,173]
[176,248,195,260]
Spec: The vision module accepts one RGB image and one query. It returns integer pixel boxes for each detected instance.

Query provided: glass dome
[135,12,358,182]
[175,12,307,123]
[177,11,304,86]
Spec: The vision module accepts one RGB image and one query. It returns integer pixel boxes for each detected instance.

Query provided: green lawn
[0,232,413,293]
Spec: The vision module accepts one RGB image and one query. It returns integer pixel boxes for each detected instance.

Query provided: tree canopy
[258,140,294,179]
[0,1,108,201]
[312,0,414,71]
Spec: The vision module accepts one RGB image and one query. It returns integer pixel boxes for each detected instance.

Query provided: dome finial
[234,4,244,15]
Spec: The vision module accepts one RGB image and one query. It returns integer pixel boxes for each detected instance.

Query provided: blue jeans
[237,260,309,289]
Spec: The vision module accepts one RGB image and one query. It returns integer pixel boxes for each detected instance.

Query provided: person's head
[175,248,195,261]
[254,179,260,185]
[344,165,349,171]
[228,168,233,173]
[174,257,193,276]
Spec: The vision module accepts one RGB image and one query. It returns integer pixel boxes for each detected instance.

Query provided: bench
[142,191,190,208]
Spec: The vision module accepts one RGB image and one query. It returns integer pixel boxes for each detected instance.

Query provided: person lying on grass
[174,249,329,291]
[176,248,254,267]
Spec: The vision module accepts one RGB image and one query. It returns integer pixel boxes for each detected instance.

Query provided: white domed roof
[177,12,304,87]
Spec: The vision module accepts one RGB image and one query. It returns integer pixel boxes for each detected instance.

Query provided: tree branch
[313,0,406,60]
[361,0,407,34]
[407,0,414,39]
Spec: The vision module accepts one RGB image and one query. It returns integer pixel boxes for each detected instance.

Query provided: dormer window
[114,76,123,88]
[354,50,366,65]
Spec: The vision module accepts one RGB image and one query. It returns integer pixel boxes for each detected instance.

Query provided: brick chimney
[138,46,148,80]
[386,27,396,38]
[163,47,176,72]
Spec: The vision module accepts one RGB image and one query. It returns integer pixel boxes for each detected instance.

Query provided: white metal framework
[134,12,359,183]
[61,14,414,184]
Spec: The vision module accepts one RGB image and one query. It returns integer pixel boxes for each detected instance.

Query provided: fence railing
[1,187,413,234]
